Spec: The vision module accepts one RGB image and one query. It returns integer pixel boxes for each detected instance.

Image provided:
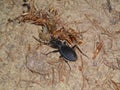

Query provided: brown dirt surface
[0,0,120,90]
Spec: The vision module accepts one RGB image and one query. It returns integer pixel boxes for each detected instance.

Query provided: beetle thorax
[50,39,63,48]
[54,40,63,48]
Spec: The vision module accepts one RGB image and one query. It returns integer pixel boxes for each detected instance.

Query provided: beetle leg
[59,56,71,71]
[65,61,71,71]
[45,50,59,55]
[72,45,89,59]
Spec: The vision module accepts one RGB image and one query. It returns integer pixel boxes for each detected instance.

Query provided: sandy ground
[0,0,120,90]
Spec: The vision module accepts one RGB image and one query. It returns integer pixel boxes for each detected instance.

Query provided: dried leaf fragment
[93,41,103,59]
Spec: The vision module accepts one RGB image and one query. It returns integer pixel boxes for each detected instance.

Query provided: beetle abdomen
[60,46,77,61]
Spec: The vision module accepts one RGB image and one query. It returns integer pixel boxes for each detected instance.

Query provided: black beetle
[46,38,88,61]
[33,36,88,61]
[33,36,88,70]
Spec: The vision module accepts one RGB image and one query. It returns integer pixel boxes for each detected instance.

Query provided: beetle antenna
[33,36,49,45]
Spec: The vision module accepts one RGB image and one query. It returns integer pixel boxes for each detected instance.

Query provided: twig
[93,41,103,59]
